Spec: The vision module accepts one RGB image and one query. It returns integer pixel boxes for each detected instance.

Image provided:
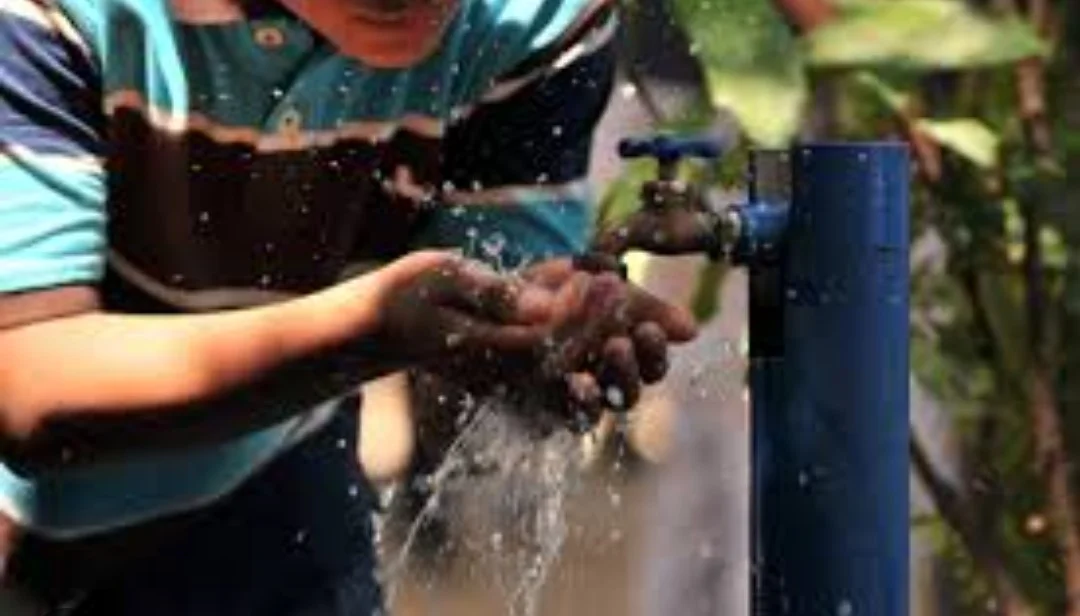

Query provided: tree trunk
[1029,369,1080,614]
[1013,0,1080,606]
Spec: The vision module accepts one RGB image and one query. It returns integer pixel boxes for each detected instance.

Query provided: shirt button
[278,108,303,133]
[254,26,285,49]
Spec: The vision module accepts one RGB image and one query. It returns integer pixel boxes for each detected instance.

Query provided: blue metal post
[750,144,910,615]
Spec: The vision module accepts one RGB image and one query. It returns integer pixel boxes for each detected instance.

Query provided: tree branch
[912,433,1035,615]
[1004,0,1080,611]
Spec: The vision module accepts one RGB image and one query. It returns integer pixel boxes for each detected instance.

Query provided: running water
[375,231,584,615]
[375,234,750,615]
[377,393,584,616]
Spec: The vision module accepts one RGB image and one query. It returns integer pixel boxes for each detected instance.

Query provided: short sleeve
[0,0,107,294]
[411,3,617,269]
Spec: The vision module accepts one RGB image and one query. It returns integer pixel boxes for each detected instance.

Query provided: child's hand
[372,252,697,428]
[519,258,698,423]
[369,250,555,370]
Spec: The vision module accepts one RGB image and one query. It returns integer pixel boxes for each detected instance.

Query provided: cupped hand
[519,257,698,424]
[374,251,699,431]
[371,250,555,372]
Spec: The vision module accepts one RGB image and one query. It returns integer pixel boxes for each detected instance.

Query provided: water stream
[377,395,585,616]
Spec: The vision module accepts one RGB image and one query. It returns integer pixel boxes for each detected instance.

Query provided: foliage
[805,0,1048,70]
[671,0,807,147]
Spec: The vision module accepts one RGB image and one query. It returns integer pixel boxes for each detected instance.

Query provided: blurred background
[359,0,1080,614]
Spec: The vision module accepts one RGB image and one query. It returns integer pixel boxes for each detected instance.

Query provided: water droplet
[481,232,507,259]
[1025,513,1047,535]
[551,125,563,137]
[605,386,625,408]
[197,211,210,224]
[336,438,347,450]
[294,529,308,544]
[798,470,810,487]
[619,83,637,99]
[837,599,853,615]
[259,273,272,287]
[271,87,284,99]
[348,484,360,498]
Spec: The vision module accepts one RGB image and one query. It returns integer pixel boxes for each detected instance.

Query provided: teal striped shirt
[0,0,616,537]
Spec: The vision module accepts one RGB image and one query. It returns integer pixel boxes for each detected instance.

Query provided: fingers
[434,309,547,355]
[632,322,669,384]
[596,336,641,411]
[520,258,576,289]
[572,252,627,279]
[564,371,604,428]
[625,287,698,343]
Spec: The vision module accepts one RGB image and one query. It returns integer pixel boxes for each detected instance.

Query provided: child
[0,0,696,613]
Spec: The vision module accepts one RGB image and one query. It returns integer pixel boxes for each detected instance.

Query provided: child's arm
[0,252,556,474]
[0,271,381,471]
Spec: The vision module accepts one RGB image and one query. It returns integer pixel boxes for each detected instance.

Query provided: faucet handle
[618,134,725,179]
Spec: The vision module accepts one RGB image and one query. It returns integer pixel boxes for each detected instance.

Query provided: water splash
[379,395,583,616]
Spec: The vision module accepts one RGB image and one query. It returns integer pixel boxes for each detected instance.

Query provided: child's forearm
[0,272,393,473]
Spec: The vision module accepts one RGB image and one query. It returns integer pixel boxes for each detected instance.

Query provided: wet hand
[520,258,698,424]
[372,251,555,372]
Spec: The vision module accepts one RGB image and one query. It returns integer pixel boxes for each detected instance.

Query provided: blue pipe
[749,144,910,615]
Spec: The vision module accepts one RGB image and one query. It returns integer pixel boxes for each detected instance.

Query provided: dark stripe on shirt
[443,37,616,190]
[0,11,104,157]
[105,108,438,304]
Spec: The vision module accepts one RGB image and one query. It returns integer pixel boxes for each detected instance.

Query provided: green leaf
[914,118,1001,169]
[805,0,1049,70]
[690,260,727,322]
[595,158,655,229]
[852,71,910,114]
[672,0,807,147]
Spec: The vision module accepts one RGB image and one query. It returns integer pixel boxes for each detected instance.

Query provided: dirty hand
[592,181,722,257]
[519,257,698,424]
[370,251,556,375]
